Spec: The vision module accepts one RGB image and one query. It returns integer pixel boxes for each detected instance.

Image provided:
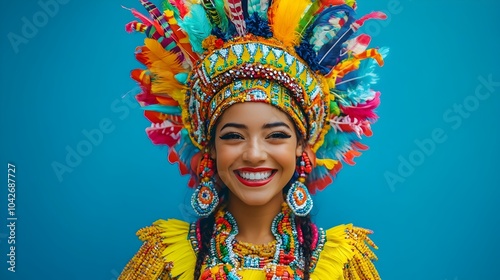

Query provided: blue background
[1,0,499,279]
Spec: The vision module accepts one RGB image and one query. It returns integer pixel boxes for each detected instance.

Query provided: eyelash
[219,132,291,140]
[267,132,291,139]
[219,133,243,140]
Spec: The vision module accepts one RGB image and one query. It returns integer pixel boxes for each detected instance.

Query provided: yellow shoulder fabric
[118,219,195,280]
[311,224,380,280]
[118,221,379,280]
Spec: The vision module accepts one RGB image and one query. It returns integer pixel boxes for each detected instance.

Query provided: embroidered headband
[126,0,387,193]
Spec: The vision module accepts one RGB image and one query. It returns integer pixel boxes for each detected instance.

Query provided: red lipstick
[234,168,276,187]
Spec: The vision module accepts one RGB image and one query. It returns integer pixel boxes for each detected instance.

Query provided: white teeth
[239,171,272,181]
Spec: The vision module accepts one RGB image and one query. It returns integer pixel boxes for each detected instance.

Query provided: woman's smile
[234,168,277,187]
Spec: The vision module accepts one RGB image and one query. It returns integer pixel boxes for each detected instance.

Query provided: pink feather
[122,6,154,26]
[346,34,371,54]
[340,92,381,120]
[352,11,387,31]
[146,120,183,147]
[125,21,137,33]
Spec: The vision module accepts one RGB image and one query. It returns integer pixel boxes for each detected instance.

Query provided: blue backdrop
[1,1,499,279]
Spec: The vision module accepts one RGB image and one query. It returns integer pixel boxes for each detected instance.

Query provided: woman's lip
[234,170,276,187]
[237,167,275,172]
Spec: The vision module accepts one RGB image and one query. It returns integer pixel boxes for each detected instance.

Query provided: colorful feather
[336,48,388,105]
[225,0,247,36]
[330,115,365,138]
[142,0,198,65]
[247,0,271,20]
[122,6,154,26]
[142,37,183,74]
[142,38,186,102]
[317,11,386,70]
[139,0,168,36]
[202,0,229,32]
[164,9,199,64]
[313,5,356,68]
[309,10,350,52]
[146,120,183,146]
[169,0,190,18]
[268,0,310,46]
[339,91,380,121]
[298,0,346,34]
[127,1,184,56]
[344,34,371,54]
[125,21,147,33]
[202,0,221,25]
[179,4,213,54]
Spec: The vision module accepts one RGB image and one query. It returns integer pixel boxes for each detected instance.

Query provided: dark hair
[297,215,314,280]
[193,212,215,280]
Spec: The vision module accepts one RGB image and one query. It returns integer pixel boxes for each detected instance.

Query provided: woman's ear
[210,147,216,160]
[301,145,316,167]
[295,142,303,157]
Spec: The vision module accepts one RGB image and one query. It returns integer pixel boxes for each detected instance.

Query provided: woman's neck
[226,193,285,244]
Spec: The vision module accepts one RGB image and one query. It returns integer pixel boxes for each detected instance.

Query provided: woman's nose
[242,140,267,163]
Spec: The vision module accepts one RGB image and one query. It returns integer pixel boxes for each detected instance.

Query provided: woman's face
[213,102,302,208]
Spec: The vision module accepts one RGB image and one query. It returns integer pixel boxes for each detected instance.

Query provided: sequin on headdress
[125,0,387,193]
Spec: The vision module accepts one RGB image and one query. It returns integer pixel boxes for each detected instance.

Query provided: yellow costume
[119,204,379,280]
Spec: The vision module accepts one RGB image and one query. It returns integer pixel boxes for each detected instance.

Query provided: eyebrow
[220,122,291,131]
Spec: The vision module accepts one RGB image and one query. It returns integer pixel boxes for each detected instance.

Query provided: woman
[119,0,386,279]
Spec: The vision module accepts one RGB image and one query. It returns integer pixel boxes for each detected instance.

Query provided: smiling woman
[214,103,301,210]
[119,0,386,279]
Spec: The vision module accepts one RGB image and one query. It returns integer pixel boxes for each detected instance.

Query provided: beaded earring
[286,152,314,216]
[191,152,219,217]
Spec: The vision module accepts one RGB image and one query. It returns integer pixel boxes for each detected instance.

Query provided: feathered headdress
[125,0,387,193]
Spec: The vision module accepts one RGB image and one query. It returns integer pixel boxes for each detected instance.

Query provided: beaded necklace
[198,203,309,280]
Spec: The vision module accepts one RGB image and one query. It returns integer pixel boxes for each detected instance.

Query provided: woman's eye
[219,133,243,140]
[268,132,292,139]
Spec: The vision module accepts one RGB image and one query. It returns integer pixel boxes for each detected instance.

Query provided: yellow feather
[316,158,339,169]
[144,38,184,73]
[269,0,311,46]
[144,38,186,103]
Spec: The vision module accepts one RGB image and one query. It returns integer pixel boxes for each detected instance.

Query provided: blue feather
[336,47,389,105]
[143,105,182,115]
[178,4,213,54]
[175,129,200,169]
[309,131,359,182]
[246,13,272,38]
[311,6,357,73]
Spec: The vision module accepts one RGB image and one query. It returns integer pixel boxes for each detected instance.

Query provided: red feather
[146,120,183,147]
[170,0,189,18]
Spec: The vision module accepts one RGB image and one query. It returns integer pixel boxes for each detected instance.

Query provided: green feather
[214,0,229,32]
[298,0,320,35]
[162,0,179,19]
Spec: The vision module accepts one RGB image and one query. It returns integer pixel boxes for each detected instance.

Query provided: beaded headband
[185,38,328,150]
[126,0,387,193]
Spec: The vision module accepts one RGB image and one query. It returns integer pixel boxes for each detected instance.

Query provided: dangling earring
[286,152,313,216]
[191,151,219,217]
